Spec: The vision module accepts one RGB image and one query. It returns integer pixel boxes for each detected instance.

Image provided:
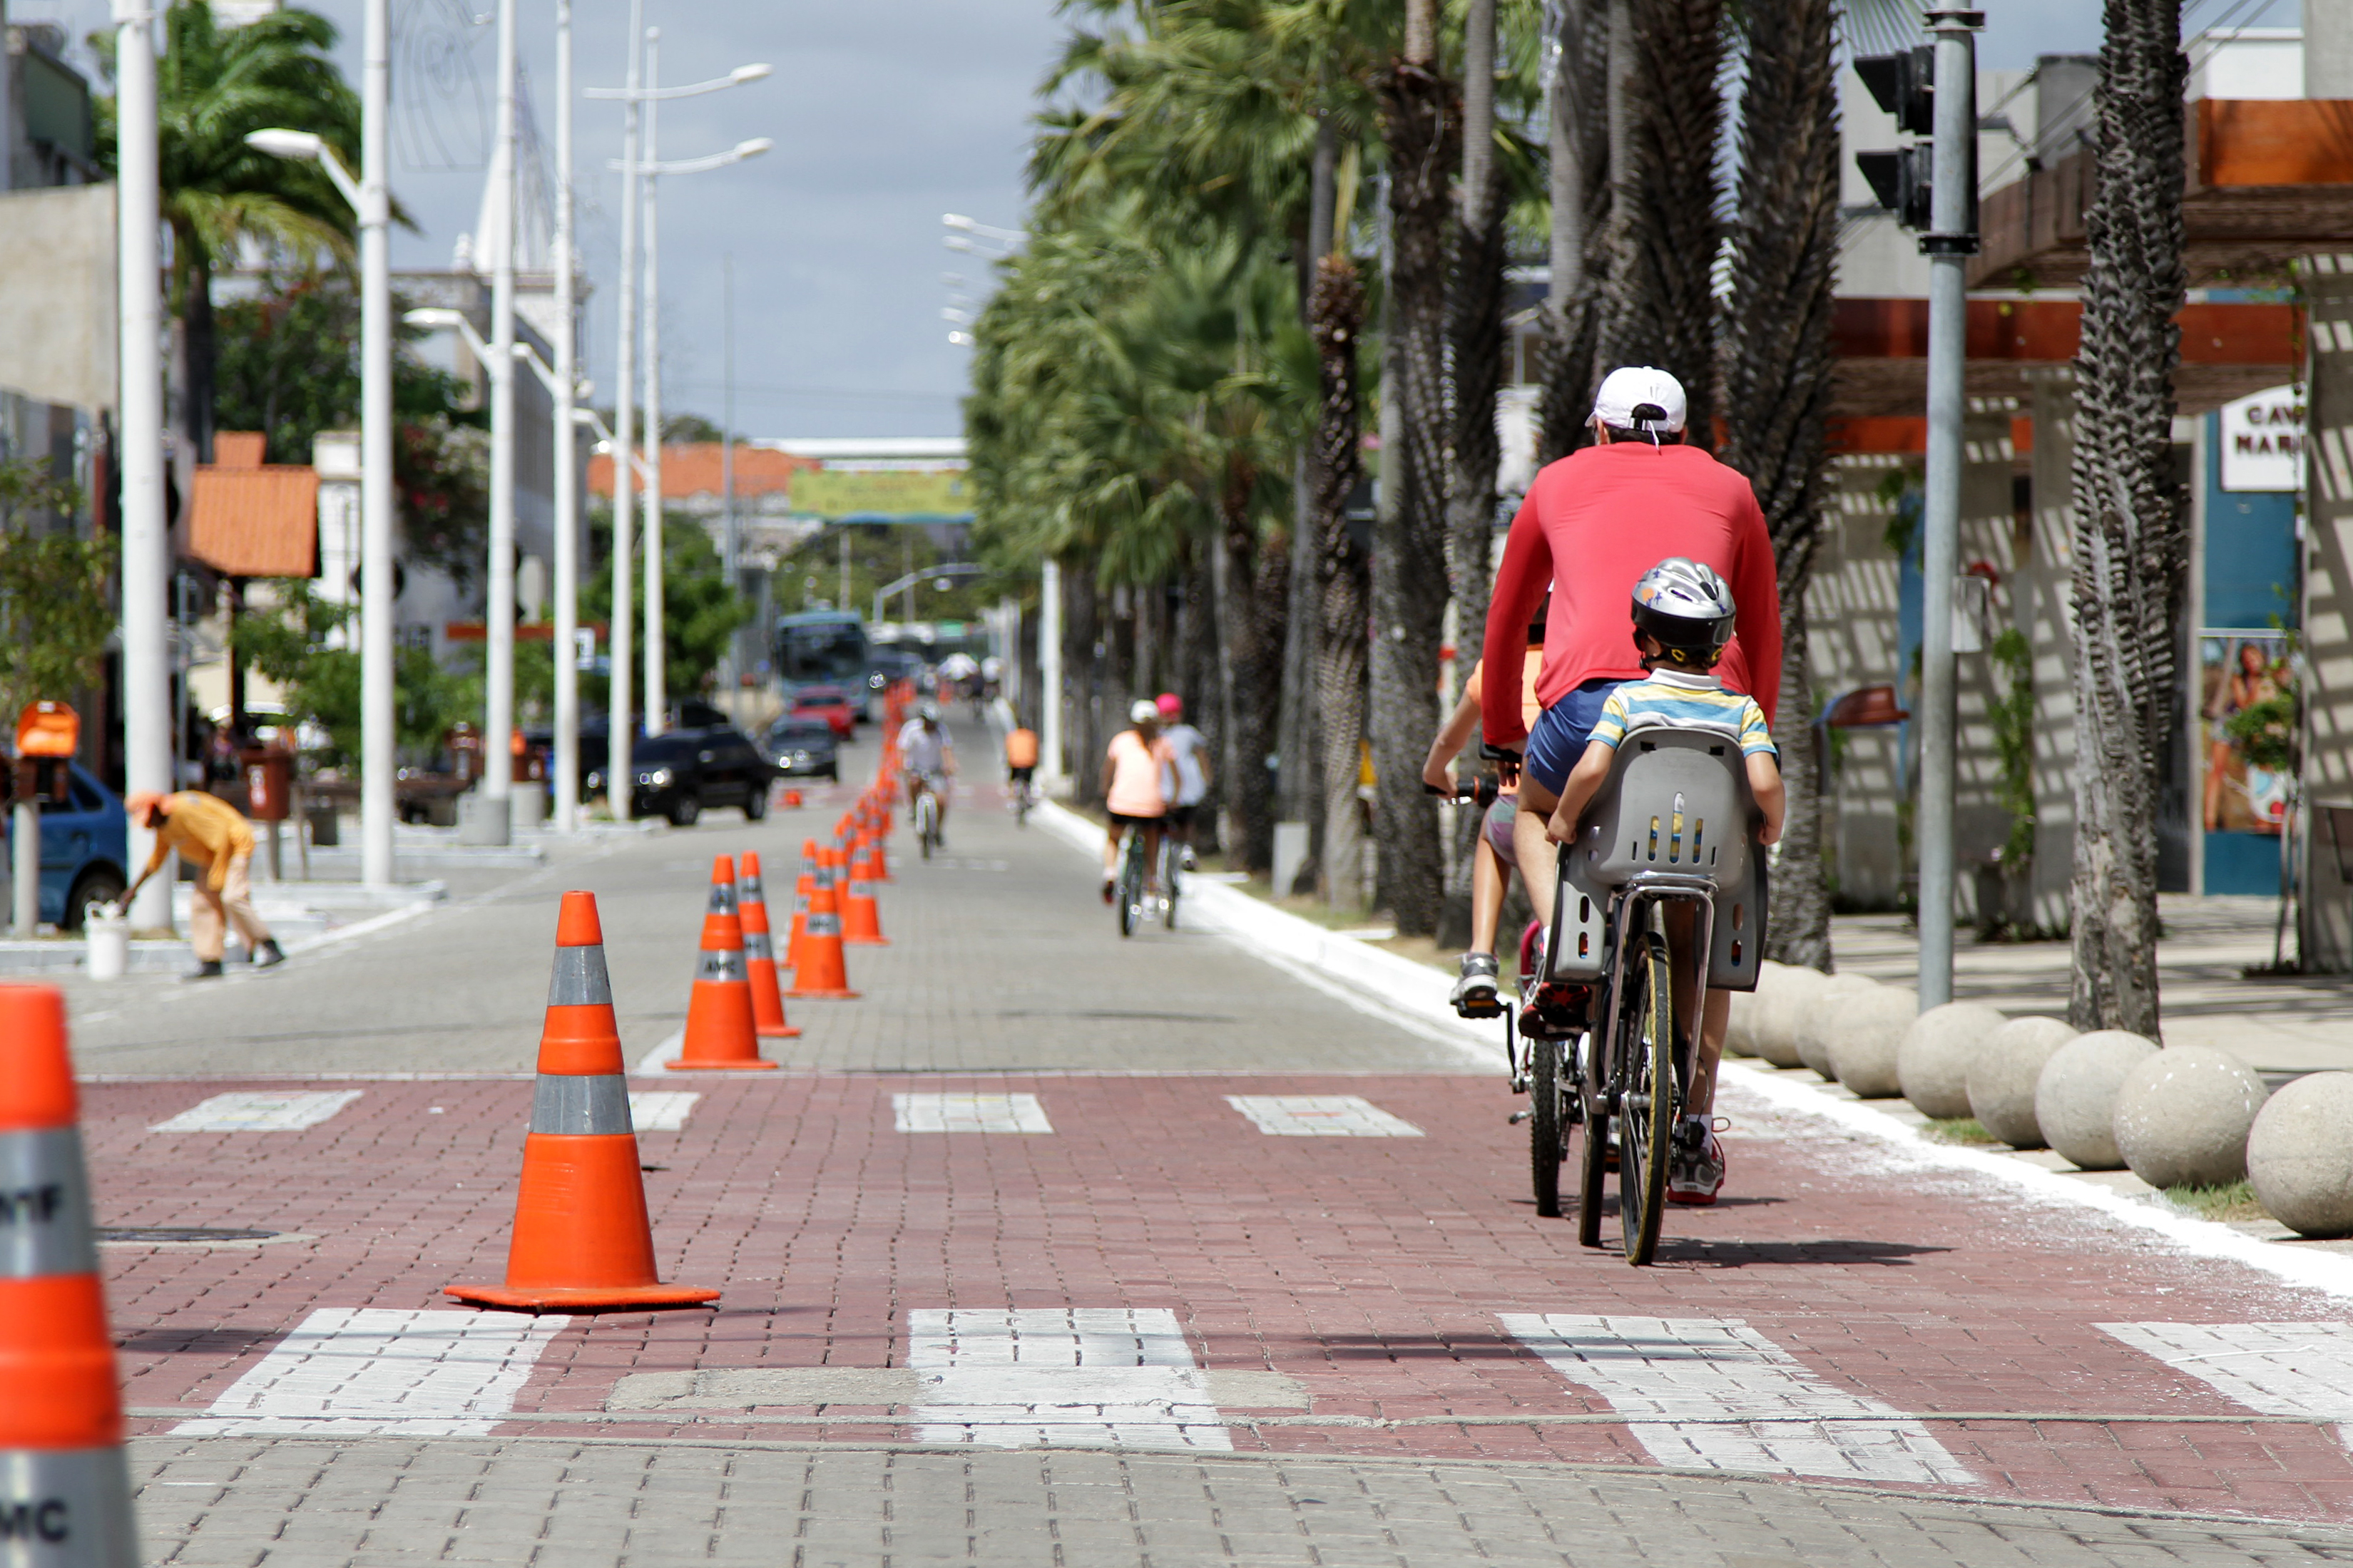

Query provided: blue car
[0,764,129,930]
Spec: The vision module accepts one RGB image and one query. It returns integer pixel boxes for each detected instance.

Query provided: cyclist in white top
[1153,692,1211,869]
[897,702,957,842]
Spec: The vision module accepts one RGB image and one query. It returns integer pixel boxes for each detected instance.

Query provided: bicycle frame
[1573,869,1715,1117]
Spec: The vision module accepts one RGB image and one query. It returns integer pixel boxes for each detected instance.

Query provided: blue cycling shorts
[1523,678,1626,796]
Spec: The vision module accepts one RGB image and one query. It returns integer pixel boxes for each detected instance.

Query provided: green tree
[0,464,115,727]
[93,1,363,461]
[581,509,750,710]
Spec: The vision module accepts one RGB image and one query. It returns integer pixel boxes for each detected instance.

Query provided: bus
[774,610,870,690]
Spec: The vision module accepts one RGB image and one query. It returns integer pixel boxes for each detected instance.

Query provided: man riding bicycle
[1479,366,1782,1200]
[1153,693,1211,871]
[897,702,958,843]
[1004,716,1040,803]
[1101,699,1174,905]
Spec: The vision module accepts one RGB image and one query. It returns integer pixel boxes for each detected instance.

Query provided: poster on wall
[2218,384,2304,492]
[2201,632,2295,836]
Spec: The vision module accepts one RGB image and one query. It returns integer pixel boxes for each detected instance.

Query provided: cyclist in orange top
[1100,700,1175,904]
[1423,598,1546,1015]
[1004,719,1040,794]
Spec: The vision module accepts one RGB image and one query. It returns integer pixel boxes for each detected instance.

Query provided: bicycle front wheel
[1617,929,1676,1266]
[1161,847,1180,929]
[1118,847,1143,938]
[1529,1037,1568,1219]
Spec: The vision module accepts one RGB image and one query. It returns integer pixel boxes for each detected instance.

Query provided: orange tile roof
[213,431,267,468]
[187,466,320,578]
[588,443,815,500]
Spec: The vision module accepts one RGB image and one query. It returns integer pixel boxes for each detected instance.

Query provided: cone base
[663,1057,781,1071]
[754,1024,803,1039]
[445,1281,721,1311]
[844,936,891,946]
[787,987,862,999]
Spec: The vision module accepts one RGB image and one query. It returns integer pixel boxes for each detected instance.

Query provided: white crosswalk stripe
[627,1091,700,1131]
[907,1308,1229,1451]
[152,1090,363,1132]
[1225,1095,1424,1137]
[2103,1321,2353,1441]
[173,1308,569,1436]
[1501,1313,1976,1485]
[893,1092,1053,1133]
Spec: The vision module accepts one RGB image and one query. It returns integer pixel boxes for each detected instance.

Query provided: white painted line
[633,1030,686,1076]
[152,1090,363,1133]
[1225,1095,1424,1137]
[907,1307,1230,1451]
[173,1307,570,1435]
[2101,1321,2353,1440]
[1501,1313,1976,1485]
[1720,1060,2353,1302]
[627,1091,700,1131]
[893,1092,1053,1134]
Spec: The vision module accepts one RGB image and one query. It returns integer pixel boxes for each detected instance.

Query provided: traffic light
[1853,44,1975,245]
[1856,146,1934,232]
[1856,46,1936,135]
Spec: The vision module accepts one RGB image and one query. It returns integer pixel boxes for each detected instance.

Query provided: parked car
[586,726,775,826]
[760,717,840,782]
[788,684,859,739]
[0,764,129,930]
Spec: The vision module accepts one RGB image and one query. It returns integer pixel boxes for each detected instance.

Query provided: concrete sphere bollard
[2113,1045,2268,1190]
[1824,987,1920,1098]
[1967,1016,2076,1149]
[1795,973,1879,1078]
[2247,1072,2353,1237]
[1747,965,1824,1068]
[1898,1002,2009,1119]
[2036,1030,2160,1171]
[1723,981,1760,1058]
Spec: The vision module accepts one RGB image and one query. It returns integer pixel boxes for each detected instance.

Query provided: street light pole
[116,0,171,931]
[643,26,667,736]
[359,0,394,886]
[476,0,520,846]
[551,0,580,833]
[722,252,740,714]
[608,0,644,821]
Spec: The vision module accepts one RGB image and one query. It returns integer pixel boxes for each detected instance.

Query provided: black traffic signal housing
[1856,46,1936,135]
[1853,44,1976,247]
[1856,146,1934,232]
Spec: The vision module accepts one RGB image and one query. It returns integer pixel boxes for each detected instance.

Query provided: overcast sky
[10,0,2296,443]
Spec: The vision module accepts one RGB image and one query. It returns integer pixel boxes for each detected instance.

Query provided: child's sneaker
[1667,1118,1726,1206]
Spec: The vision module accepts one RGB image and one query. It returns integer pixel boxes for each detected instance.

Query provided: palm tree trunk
[1538,0,1610,464]
[1183,548,1225,853]
[186,248,219,463]
[1216,488,1278,875]
[1374,1,1457,934]
[1597,0,1723,449]
[1720,0,1839,970]
[1276,121,1341,868]
[1066,565,1104,807]
[1311,254,1371,909]
[2069,0,2189,1035]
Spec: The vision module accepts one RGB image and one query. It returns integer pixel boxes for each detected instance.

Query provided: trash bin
[238,747,292,822]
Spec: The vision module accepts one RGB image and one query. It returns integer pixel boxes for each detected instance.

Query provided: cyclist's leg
[1512,782,1563,931]
[1103,817,1126,882]
[1689,988,1732,1115]
[1470,796,1515,953]
[1141,819,1165,893]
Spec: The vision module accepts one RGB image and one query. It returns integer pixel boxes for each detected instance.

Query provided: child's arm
[1421,688,1482,791]
[1747,753,1786,846]
[1544,738,1618,843]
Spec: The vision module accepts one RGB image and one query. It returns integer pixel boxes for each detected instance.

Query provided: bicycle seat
[1549,724,1767,991]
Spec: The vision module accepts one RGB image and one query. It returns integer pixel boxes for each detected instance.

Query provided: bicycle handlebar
[1424,774,1502,809]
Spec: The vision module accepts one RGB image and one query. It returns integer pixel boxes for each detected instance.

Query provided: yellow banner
[791,468,970,519]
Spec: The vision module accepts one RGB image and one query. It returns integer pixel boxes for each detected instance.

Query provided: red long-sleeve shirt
[1481,441,1782,751]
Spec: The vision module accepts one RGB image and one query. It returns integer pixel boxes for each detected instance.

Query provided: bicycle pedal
[1509,1109,1531,1125]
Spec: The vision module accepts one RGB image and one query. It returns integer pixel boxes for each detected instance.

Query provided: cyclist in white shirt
[1153,692,1212,870]
[897,702,957,843]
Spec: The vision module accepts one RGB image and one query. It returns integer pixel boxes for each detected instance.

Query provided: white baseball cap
[1592,366,1688,434]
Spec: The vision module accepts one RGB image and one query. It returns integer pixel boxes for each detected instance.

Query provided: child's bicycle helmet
[1630,557,1737,667]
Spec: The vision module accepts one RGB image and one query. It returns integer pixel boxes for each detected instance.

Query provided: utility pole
[359,0,394,883]
[551,0,580,831]
[722,253,740,712]
[116,0,170,931]
[474,0,519,846]
[640,28,665,736]
[608,0,643,821]
[1039,561,1063,786]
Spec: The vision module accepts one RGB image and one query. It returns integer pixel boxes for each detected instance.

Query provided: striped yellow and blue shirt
[1588,670,1777,758]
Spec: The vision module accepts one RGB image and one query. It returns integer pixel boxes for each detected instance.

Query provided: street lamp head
[730,63,773,84]
[943,213,975,231]
[245,128,325,161]
[403,307,466,330]
[733,138,775,160]
[573,410,603,428]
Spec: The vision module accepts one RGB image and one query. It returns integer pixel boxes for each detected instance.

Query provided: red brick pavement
[86,1070,2353,1522]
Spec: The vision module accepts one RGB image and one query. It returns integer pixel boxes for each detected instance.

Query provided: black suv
[584,725,775,826]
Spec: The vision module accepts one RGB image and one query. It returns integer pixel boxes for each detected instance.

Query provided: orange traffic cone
[0,986,138,1564]
[448,894,720,1311]
[668,857,777,1070]
[787,849,861,999]
[738,852,800,1040]
[785,841,817,972]
[842,839,889,946]
[869,812,893,882]
[783,788,803,809]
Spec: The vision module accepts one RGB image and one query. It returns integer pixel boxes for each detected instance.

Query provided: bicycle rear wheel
[1161,842,1180,928]
[1617,929,1676,1266]
[917,794,936,860]
[1529,1037,1568,1218]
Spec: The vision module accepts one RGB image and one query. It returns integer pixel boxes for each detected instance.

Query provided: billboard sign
[2220,384,2304,492]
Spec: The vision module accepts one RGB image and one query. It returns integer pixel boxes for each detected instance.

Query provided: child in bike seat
[1542,557,1786,1206]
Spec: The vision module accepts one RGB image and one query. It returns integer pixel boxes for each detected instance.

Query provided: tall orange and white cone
[786,849,860,999]
[841,837,889,946]
[449,895,720,1311]
[0,985,138,1564]
[668,857,777,1070]
[738,852,800,1040]
[784,841,817,974]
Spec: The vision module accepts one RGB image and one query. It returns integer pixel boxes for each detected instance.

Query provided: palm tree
[96,3,361,462]
[1538,0,1611,463]
[1720,0,1842,970]
[2068,0,2189,1033]
[1446,0,1507,695]
[1309,252,1372,908]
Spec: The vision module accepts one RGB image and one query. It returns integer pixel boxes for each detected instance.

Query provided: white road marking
[635,1031,687,1075]
[627,1091,700,1131]
[907,1307,1230,1450]
[152,1090,363,1133]
[173,1308,569,1436]
[1501,1313,1976,1485]
[2102,1321,2353,1442]
[1225,1095,1424,1137]
[894,1092,1053,1134]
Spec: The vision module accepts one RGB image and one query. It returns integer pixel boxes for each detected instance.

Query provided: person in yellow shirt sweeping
[121,791,285,980]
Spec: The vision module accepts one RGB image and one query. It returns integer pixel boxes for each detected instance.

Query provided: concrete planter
[1823,988,1920,1099]
[2035,1030,2160,1171]
[2247,1072,2353,1237]
[1966,1016,2076,1149]
[1898,1002,2009,1120]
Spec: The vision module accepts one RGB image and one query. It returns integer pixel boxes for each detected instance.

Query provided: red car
[790,685,858,739]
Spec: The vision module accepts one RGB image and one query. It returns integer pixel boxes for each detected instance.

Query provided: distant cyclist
[1153,693,1211,870]
[1101,699,1174,905]
[1003,717,1040,806]
[897,702,958,844]
[1545,558,1787,1207]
